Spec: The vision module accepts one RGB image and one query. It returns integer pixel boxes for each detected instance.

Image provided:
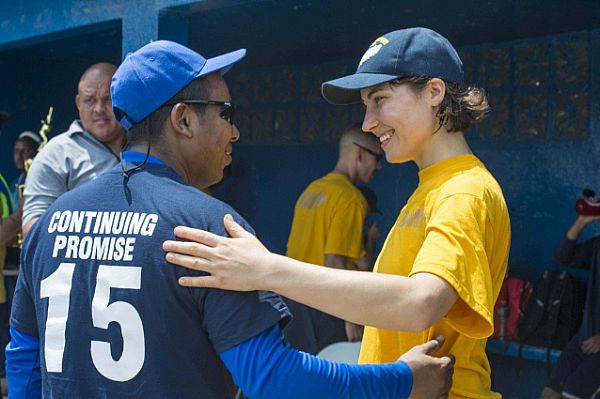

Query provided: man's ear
[355,147,364,164]
[428,78,447,107]
[170,103,193,138]
[75,94,82,112]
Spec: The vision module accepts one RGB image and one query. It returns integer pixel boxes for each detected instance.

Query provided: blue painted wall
[1,3,598,285]
[0,0,595,302]
[213,29,599,286]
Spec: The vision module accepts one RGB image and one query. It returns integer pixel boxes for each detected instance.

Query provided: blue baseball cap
[321,27,464,105]
[111,40,246,129]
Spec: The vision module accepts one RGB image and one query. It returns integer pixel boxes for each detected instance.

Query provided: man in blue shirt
[7,40,453,398]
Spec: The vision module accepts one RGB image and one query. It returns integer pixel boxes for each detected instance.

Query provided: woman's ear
[428,78,447,107]
[170,103,194,138]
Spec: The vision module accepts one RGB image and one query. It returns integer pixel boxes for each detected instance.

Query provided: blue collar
[121,150,165,165]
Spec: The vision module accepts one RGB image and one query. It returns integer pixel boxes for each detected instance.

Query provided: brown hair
[392,76,490,132]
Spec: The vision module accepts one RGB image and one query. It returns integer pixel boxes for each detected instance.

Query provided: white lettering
[78,237,93,259]
[112,213,124,234]
[124,238,135,261]
[93,212,103,234]
[52,235,67,257]
[107,237,116,261]
[65,235,79,258]
[57,211,71,233]
[141,214,158,236]
[128,213,145,235]
[68,211,84,233]
[48,212,61,233]
[47,211,158,261]
[112,237,123,261]
[121,212,133,235]
[91,237,111,260]
[84,211,97,234]
[99,212,115,235]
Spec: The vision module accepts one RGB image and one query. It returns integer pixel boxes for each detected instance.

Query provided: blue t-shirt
[10,158,290,398]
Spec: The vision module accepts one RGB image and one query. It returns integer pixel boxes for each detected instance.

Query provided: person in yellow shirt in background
[287,124,381,273]
[284,124,382,352]
[163,27,510,398]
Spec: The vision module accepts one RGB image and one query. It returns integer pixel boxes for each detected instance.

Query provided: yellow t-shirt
[359,155,510,399]
[286,173,367,269]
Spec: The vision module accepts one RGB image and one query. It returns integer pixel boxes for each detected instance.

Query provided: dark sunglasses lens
[221,105,234,125]
[365,147,383,162]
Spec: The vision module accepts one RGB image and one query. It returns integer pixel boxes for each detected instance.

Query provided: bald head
[339,123,381,158]
[79,63,117,87]
[75,62,123,152]
[334,123,382,184]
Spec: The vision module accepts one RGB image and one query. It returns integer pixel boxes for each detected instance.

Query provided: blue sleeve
[6,327,42,399]
[220,325,412,399]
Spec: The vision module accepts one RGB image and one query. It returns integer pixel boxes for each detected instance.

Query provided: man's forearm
[264,253,450,331]
[22,216,39,238]
[221,325,412,399]
[6,327,42,399]
[354,239,376,271]
[324,254,348,270]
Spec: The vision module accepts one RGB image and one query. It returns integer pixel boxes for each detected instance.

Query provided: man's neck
[105,138,124,154]
[127,144,196,188]
[127,144,165,164]
[331,164,357,185]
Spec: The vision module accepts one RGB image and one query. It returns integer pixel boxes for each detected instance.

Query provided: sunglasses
[166,100,235,125]
[353,142,383,162]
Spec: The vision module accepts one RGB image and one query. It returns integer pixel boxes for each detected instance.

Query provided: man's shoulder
[299,173,364,208]
[51,120,84,141]
[168,185,236,213]
[169,188,251,232]
[306,173,352,193]
[34,122,83,158]
[323,174,364,201]
[81,172,248,231]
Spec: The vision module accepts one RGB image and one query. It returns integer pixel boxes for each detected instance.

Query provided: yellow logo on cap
[370,36,389,47]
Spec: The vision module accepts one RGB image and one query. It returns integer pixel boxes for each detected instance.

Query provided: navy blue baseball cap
[321,27,464,105]
[111,40,246,129]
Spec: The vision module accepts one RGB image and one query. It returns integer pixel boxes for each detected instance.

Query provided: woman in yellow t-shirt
[164,27,510,398]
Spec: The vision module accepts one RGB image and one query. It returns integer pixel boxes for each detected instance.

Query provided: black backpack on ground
[518,269,582,350]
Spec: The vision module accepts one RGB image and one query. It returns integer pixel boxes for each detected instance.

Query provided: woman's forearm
[164,221,456,331]
[263,253,446,331]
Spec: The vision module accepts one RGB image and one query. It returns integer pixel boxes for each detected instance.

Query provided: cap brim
[198,48,247,78]
[321,73,399,105]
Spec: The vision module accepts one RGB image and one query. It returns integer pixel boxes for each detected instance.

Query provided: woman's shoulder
[429,164,506,211]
